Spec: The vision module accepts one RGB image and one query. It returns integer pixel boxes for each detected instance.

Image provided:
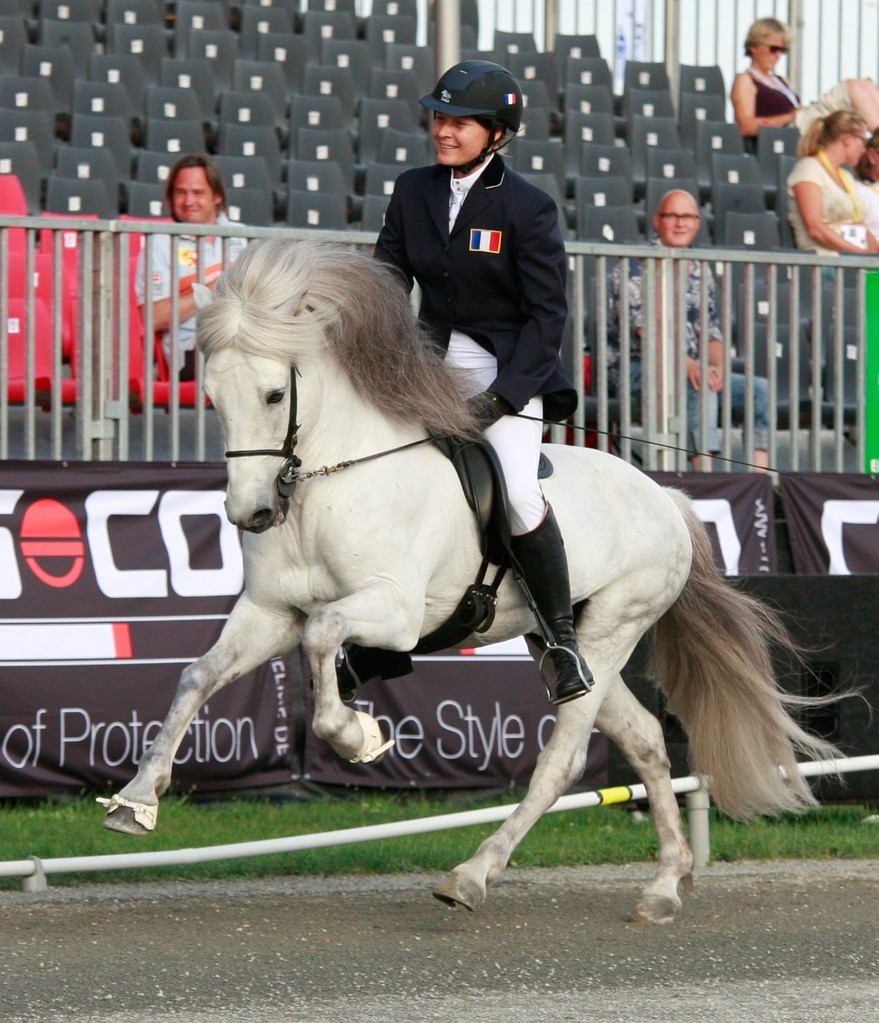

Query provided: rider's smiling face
[431,112,495,174]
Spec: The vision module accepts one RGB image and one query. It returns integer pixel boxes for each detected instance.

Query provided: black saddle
[433,437,553,566]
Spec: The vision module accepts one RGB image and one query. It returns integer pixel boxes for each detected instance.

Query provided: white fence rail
[3,754,877,893]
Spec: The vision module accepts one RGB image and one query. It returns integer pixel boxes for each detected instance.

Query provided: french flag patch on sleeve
[469,229,503,253]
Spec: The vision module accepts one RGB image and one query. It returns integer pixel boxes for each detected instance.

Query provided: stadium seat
[160,57,218,124]
[678,63,726,100]
[183,28,239,90]
[125,179,165,218]
[363,13,416,67]
[724,210,781,251]
[232,58,289,127]
[45,174,116,218]
[142,116,206,157]
[0,141,42,212]
[106,22,170,85]
[172,0,226,53]
[357,96,419,165]
[217,89,284,146]
[384,42,433,94]
[0,14,27,75]
[256,31,308,95]
[677,91,728,150]
[321,36,371,95]
[54,145,125,213]
[237,3,294,59]
[88,51,149,113]
[217,122,283,187]
[226,185,273,226]
[292,125,356,191]
[375,126,431,166]
[302,64,360,122]
[286,188,348,230]
[0,107,55,177]
[493,28,538,59]
[756,125,800,209]
[0,170,28,214]
[578,204,642,244]
[554,32,602,67]
[288,93,348,134]
[628,113,681,199]
[37,17,95,77]
[693,119,745,200]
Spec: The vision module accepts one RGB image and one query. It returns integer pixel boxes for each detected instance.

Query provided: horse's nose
[244,507,275,533]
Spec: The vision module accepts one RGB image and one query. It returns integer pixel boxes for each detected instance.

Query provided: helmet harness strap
[452,119,516,175]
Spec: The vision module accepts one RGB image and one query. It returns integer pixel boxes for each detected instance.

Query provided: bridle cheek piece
[224,366,302,498]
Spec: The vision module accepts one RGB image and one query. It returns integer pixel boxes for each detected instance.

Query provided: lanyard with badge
[818,149,868,247]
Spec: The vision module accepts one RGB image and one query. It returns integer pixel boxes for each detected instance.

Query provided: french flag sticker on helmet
[470,229,502,253]
[503,92,517,105]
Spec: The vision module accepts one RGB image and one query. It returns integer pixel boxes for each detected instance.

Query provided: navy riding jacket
[374,154,577,422]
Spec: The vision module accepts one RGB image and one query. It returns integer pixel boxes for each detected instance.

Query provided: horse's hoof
[96,795,157,835]
[432,870,485,911]
[629,894,681,925]
[348,711,395,765]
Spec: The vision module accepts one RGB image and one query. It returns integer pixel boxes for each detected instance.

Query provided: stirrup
[538,643,594,705]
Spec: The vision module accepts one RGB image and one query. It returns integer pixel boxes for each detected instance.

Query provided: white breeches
[446,331,546,535]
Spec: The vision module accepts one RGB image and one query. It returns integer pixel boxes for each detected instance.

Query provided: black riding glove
[467,391,514,431]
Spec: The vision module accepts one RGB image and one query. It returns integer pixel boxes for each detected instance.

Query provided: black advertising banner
[780,473,879,574]
[303,642,609,790]
[0,462,294,797]
[646,472,776,575]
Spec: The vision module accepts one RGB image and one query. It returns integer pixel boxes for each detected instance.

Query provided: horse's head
[201,346,298,531]
[195,240,329,532]
[196,237,484,531]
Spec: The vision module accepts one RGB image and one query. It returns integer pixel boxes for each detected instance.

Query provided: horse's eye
[267,389,285,406]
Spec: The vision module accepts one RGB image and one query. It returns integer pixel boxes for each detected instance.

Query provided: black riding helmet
[421,60,522,171]
[421,59,523,132]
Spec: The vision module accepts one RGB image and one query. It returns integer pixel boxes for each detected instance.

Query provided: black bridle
[224,366,302,498]
[222,365,434,498]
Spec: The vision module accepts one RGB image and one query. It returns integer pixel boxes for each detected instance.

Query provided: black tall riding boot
[510,505,594,705]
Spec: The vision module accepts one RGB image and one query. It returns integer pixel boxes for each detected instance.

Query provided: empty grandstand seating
[0,3,793,246]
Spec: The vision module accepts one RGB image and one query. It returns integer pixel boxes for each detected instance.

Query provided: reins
[222,367,775,489]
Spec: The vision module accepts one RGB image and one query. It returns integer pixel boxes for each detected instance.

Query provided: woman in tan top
[786,110,879,254]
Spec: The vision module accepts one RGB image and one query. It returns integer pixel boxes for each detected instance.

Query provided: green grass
[1,791,877,889]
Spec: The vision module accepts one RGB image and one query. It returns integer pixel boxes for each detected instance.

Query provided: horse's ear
[192,283,212,309]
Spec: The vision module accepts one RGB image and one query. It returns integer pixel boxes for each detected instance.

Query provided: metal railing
[1,215,876,473]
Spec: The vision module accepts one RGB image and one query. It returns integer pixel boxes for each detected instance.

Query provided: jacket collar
[426,155,507,238]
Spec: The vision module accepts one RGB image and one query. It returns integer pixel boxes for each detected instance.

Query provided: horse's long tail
[649,490,840,821]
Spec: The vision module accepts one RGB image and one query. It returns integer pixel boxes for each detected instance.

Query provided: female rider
[371,60,592,705]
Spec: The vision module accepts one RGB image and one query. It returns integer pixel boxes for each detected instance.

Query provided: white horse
[100,238,837,923]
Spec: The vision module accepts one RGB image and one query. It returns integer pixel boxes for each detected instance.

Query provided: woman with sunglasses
[731,17,879,144]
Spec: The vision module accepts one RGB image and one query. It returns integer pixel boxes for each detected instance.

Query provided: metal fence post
[686,781,711,867]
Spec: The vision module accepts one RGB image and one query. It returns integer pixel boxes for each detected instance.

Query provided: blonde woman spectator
[787,110,879,254]
[731,17,879,142]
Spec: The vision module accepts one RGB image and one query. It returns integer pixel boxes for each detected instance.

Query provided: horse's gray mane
[197,238,481,440]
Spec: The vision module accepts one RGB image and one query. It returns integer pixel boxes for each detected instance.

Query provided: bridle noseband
[224,366,302,498]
